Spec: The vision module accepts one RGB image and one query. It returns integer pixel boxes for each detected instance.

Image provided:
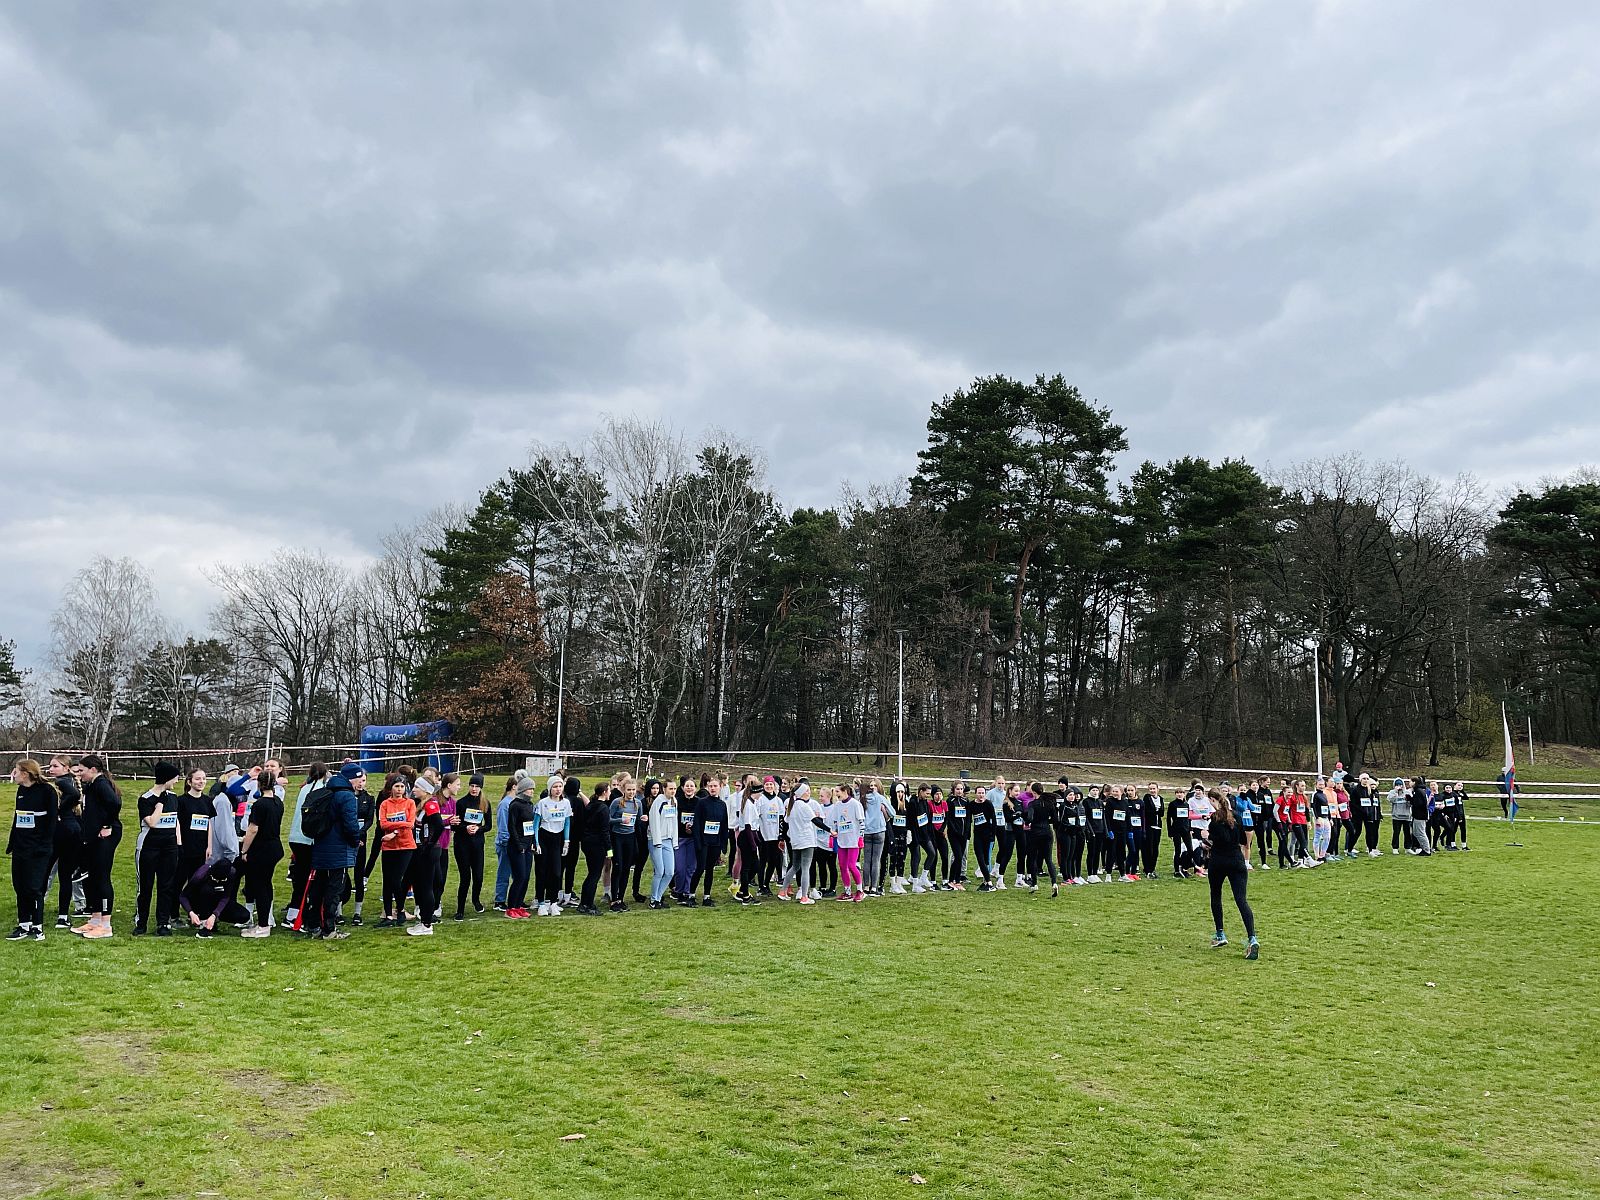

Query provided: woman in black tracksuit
[947,782,971,888]
[1139,785,1163,877]
[691,780,730,905]
[77,755,122,936]
[453,774,490,919]
[409,792,447,932]
[1058,788,1085,883]
[994,785,1020,885]
[175,769,213,905]
[970,786,997,889]
[505,783,536,915]
[573,783,611,916]
[1201,789,1258,958]
[1083,787,1107,880]
[887,783,910,890]
[1025,786,1060,895]
[8,759,57,940]
[1168,790,1194,876]
[238,772,285,934]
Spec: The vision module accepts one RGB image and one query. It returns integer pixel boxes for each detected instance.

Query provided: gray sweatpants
[1410,818,1432,853]
[862,832,885,891]
[783,847,815,896]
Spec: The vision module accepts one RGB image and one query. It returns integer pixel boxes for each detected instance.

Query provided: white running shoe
[240,925,269,939]
[1370,849,1381,858]
[911,880,928,894]
[889,879,907,895]
[1245,862,1255,871]
[995,877,1007,890]
[406,923,434,936]
[1391,849,1399,855]
[1014,874,1026,889]
[550,903,563,916]
[1087,874,1100,884]
[537,902,550,916]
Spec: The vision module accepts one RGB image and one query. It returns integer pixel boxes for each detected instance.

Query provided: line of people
[5,757,1465,943]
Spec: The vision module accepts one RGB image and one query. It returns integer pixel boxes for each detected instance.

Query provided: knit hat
[469,773,484,788]
[413,777,435,796]
[547,774,564,795]
[515,776,539,795]
[153,761,181,786]
[563,776,582,799]
[1393,778,1404,787]
[340,762,365,781]
[221,763,240,776]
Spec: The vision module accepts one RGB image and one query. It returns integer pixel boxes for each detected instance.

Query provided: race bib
[464,809,484,824]
[1075,815,1085,827]
[1130,815,1142,828]
[973,814,987,826]
[154,813,178,830]
[1175,807,1188,819]
[954,805,966,819]
[661,804,677,823]
[14,811,36,829]
[682,814,695,829]
[521,820,536,836]
[386,812,408,824]
[1091,808,1103,820]
[893,815,907,827]
[932,813,945,826]
[189,814,210,831]
[703,821,722,835]
[916,813,929,827]
[620,813,636,829]
[1112,809,1125,823]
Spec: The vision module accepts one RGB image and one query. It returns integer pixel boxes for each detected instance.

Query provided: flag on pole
[1501,703,1518,821]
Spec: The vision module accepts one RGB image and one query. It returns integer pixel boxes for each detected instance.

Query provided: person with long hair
[1024,780,1060,896]
[672,777,698,903]
[886,781,910,894]
[492,773,517,910]
[833,782,865,902]
[691,774,730,906]
[44,755,83,927]
[133,761,183,936]
[238,769,285,938]
[8,759,57,941]
[75,754,121,939]
[645,778,678,909]
[284,762,327,928]
[534,777,575,916]
[174,768,212,910]
[1200,788,1258,959]
[376,775,417,927]
[947,780,971,890]
[433,772,460,918]
[778,783,821,905]
[573,780,611,917]
[503,777,537,918]
[757,776,786,896]
[452,773,490,920]
[406,778,447,936]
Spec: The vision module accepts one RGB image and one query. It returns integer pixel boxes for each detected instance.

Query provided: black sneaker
[701,896,716,907]
[55,916,71,929]
[1245,941,1260,960]
[351,914,364,926]
[5,926,27,941]
[681,896,698,907]
[648,899,664,910]
[155,925,173,937]
[632,893,646,904]
[196,926,215,939]
[744,895,762,906]
[977,883,992,892]
[29,927,44,941]
[493,902,507,912]
[453,913,465,922]
[131,923,147,937]
[474,902,486,913]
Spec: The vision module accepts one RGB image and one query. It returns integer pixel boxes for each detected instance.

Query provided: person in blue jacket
[308,768,362,940]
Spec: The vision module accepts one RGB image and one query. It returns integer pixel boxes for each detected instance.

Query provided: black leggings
[809,848,835,893]
[537,833,565,904]
[579,840,607,907]
[996,828,1015,874]
[51,840,80,918]
[949,832,969,882]
[631,832,648,897]
[136,841,179,928]
[1209,861,1255,939]
[1141,830,1160,875]
[928,831,949,882]
[758,837,782,890]
[86,829,121,916]
[1028,835,1057,884]
[243,851,281,927]
[692,843,722,895]
[380,849,414,917]
[1391,818,1411,850]
[888,834,907,879]
[1256,821,1274,864]
[410,847,440,926]
[1363,816,1380,851]
[454,838,485,914]
[610,837,635,903]
[561,837,580,896]
[11,849,50,926]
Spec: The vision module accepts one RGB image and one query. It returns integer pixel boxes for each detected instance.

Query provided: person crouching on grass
[1199,789,1258,960]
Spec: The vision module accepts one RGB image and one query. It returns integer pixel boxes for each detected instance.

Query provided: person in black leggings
[1199,788,1257,958]
[238,770,285,936]
[573,782,611,916]
[45,757,83,928]
[75,755,122,939]
[947,782,971,889]
[1025,785,1059,895]
[887,784,910,892]
[451,773,489,918]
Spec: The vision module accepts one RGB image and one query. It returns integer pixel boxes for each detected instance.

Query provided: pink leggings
[837,845,862,890]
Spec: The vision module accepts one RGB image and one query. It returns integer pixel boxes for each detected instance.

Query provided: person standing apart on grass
[533,777,575,916]
[132,761,183,936]
[1200,789,1258,959]
[284,762,327,929]
[307,767,360,940]
[376,776,417,927]
[74,755,122,940]
[503,778,538,918]
[237,770,285,937]
[8,759,57,941]
[175,768,212,908]
[831,783,865,903]
[779,785,822,905]
[646,780,678,909]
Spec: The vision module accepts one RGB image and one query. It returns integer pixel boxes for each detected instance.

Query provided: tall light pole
[1308,638,1325,778]
[553,640,566,770]
[896,629,906,780]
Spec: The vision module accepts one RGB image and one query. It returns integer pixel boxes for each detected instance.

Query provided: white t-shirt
[758,794,784,840]
[833,798,865,850]
[787,798,818,851]
[535,796,571,837]
[739,796,761,832]
[816,802,836,850]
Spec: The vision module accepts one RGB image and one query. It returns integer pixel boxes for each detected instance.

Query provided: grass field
[2,778,1598,1199]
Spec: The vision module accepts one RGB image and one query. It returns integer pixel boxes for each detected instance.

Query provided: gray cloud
[3,1,1599,664]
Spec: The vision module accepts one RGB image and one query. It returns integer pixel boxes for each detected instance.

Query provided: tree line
[6,373,1599,772]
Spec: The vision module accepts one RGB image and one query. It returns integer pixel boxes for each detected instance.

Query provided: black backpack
[300,785,334,840]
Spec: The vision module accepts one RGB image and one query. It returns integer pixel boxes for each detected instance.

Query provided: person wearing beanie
[452,773,490,920]
[133,761,184,936]
[532,777,574,915]
[238,769,286,938]
[503,777,537,918]
[559,777,584,906]
[493,776,516,910]
[337,765,375,924]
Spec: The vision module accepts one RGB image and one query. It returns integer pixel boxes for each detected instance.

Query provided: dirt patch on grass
[75,1030,158,1076]
[223,1068,340,1116]
[0,1116,113,1199]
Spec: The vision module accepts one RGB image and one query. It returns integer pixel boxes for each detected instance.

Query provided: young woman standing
[692,775,730,906]
[927,786,952,891]
[174,768,212,907]
[759,777,787,895]
[45,756,83,928]
[284,762,326,929]
[453,773,490,920]
[672,778,699,903]
[376,775,417,927]
[571,781,612,917]
[1025,783,1060,896]
[970,782,997,890]
[534,777,576,916]
[646,781,678,909]
[133,761,183,936]
[406,783,447,935]
[811,785,838,898]
[75,755,122,940]
[1200,789,1258,959]
[734,780,763,905]
[947,781,971,890]
[886,782,910,894]
[504,778,537,918]
[779,785,823,905]
[1388,778,1411,853]
[833,783,865,902]
[1287,781,1310,866]
[608,775,643,912]
[238,770,285,938]
[8,759,57,941]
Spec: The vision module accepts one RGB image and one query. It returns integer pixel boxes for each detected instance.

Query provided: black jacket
[7,780,58,856]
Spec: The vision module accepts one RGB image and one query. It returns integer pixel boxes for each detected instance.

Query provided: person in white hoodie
[779,784,822,904]
[646,784,679,909]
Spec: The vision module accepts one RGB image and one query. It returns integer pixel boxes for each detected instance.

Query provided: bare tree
[50,555,163,747]
[209,551,352,746]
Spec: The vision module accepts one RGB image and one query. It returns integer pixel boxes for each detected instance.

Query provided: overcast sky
[3,1,1598,666]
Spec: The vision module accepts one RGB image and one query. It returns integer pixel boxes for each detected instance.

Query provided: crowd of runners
[7,754,1481,959]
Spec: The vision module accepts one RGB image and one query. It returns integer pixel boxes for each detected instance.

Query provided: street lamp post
[553,640,566,770]
[1309,638,1325,778]
[896,630,906,780]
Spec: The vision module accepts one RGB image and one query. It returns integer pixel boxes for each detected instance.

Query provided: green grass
[2,780,1598,1198]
